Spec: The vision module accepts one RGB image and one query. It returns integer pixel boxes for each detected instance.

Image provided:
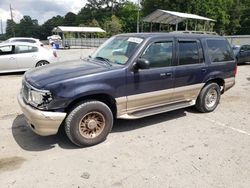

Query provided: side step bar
[118,100,196,119]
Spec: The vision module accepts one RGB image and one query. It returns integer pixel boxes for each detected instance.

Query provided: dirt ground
[0,49,250,188]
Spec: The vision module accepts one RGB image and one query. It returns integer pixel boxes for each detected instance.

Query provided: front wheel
[36,61,49,67]
[195,83,221,113]
[65,100,113,147]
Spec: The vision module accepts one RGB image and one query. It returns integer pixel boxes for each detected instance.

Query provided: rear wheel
[195,83,221,113]
[65,100,113,147]
[36,60,49,67]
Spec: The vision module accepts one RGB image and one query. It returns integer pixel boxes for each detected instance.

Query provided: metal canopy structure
[52,26,106,33]
[143,9,216,31]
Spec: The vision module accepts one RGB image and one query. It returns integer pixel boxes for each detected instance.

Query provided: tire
[65,100,113,147]
[36,60,49,67]
[195,83,221,113]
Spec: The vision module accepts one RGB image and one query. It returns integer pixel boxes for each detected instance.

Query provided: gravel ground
[0,49,250,188]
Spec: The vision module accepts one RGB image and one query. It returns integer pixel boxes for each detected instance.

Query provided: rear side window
[15,39,36,43]
[15,45,38,54]
[207,39,234,62]
[178,41,200,65]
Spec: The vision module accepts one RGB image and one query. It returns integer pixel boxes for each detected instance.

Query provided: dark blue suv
[18,33,236,147]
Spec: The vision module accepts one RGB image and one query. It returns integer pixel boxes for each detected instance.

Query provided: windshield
[91,36,144,65]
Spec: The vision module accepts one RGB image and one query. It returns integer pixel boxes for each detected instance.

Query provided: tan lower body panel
[224,77,235,92]
[17,93,66,136]
[116,83,204,119]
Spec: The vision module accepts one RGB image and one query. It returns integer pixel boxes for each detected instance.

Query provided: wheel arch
[203,77,225,94]
[65,93,117,118]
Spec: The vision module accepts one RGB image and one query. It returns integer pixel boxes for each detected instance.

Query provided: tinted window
[207,39,234,62]
[0,45,14,55]
[178,41,199,65]
[15,39,36,43]
[141,41,173,68]
[241,45,250,51]
[15,45,38,54]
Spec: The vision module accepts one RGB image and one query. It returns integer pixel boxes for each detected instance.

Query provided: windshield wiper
[95,56,112,66]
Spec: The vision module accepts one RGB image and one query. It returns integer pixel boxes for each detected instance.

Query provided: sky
[0,0,137,34]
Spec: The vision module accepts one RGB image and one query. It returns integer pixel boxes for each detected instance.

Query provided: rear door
[246,45,250,62]
[15,45,39,69]
[239,45,248,63]
[173,39,206,102]
[0,45,18,72]
[126,39,175,113]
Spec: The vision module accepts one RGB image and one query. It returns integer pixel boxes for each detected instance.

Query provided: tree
[64,12,77,26]
[40,15,64,39]
[5,19,16,38]
[118,2,138,33]
[14,16,40,38]
[106,15,122,36]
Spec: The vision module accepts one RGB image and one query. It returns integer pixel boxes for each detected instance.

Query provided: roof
[52,26,106,33]
[0,42,42,47]
[143,9,216,24]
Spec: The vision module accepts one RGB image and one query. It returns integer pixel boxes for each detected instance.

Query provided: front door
[0,45,17,72]
[126,40,175,113]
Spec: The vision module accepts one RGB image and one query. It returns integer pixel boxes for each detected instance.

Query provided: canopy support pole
[175,20,178,31]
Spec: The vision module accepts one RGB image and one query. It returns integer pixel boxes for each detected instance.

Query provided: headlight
[22,80,53,109]
[28,90,53,109]
[30,90,45,105]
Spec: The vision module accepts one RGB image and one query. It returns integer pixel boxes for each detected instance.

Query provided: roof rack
[170,31,218,35]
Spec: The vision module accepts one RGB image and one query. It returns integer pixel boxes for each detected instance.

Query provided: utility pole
[137,0,140,33]
[0,19,3,35]
[10,4,15,36]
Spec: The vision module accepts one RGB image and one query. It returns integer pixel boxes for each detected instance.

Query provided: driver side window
[141,41,173,68]
[0,45,14,56]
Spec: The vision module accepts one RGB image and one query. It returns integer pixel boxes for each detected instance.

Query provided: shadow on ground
[12,109,188,151]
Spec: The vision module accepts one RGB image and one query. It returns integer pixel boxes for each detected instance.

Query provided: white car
[0,42,58,73]
[4,37,44,46]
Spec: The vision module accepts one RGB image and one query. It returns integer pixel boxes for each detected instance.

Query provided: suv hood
[25,59,111,88]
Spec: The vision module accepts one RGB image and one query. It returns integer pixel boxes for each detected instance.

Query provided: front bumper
[17,93,67,136]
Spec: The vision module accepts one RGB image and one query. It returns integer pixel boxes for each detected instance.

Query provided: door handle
[160,72,172,77]
[9,57,15,60]
[201,69,207,73]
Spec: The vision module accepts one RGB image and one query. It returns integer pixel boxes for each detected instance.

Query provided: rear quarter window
[206,39,234,63]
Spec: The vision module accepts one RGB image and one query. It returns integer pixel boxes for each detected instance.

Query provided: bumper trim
[17,93,67,136]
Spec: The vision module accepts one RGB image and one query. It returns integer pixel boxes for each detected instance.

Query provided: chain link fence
[62,38,108,48]
[225,35,250,46]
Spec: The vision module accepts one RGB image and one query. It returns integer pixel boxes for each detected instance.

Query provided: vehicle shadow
[0,72,24,76]
[12,109,188,151]
[112,109,187,133]
[12,114,77,151]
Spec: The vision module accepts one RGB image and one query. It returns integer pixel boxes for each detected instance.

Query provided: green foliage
[106,15,122,36]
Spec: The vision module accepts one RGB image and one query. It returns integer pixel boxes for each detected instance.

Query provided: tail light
[234,64,237,76]
[53,51,57,58]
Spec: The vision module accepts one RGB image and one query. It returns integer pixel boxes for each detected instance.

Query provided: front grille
[22,81,30,102]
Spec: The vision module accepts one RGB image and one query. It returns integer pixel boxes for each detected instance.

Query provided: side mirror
[134,58,150,70]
